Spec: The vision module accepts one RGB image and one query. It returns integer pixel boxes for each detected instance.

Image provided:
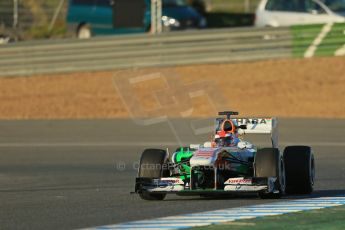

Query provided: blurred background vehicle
[5,1,345,41]
[0,0,260,41]
[66,0,206,38]
[0,0,262,41]
[0,34,11,45]
[187,0,207,14]
[255,0,345,27]
[162,0,207,30]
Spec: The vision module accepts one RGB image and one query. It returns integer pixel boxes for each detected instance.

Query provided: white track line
[83,195,345,230]
[334,28,345,56]
[304,22,333,58]
[335,44,345,56]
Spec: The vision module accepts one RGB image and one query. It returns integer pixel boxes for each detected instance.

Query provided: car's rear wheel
[255,148,285,199]
[138,149,169,200]
[284,146,315,194]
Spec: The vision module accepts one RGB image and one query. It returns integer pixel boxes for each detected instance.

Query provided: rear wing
[232,118,278,148]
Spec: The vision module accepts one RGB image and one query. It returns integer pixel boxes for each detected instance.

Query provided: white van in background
[255,0,345,27]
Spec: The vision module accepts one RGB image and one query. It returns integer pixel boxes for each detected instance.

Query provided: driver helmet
[212,119,239,147]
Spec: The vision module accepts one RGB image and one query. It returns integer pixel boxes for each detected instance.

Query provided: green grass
[192,205,345,230]
[291,23,345,57]
[316,23,345,56]
[291,24,323,57]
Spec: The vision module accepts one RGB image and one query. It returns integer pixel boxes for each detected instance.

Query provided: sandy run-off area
[0,56,344,120]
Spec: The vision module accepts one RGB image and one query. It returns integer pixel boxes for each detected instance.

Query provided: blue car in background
[67,0,206,38]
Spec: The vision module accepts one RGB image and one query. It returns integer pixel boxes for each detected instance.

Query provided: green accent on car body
[173,148,254,181]
[173,147,194,180]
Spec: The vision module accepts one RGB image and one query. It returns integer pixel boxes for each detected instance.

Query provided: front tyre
[255,148,285,199]
[138,149,169,201]
[284,146,315,195]
[139,191,166,201]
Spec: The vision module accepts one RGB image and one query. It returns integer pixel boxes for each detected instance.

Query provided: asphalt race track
[0,118,344,229]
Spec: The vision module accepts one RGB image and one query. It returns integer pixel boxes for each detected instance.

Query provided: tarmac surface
[0,118,344,229]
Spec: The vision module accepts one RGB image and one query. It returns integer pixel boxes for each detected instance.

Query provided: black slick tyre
[283,146,315,195]
[138,149,168,200]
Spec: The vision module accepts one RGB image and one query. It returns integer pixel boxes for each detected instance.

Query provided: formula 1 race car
[134,111,315,200]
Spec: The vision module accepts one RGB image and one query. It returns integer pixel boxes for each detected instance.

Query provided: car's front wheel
[284,146,315,194]
[137,149,169,201]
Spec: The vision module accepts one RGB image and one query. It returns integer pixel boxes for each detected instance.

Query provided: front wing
[135,177,279,195]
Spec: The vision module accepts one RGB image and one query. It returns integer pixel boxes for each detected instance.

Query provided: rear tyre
[138,149,169,200]
[284,146,315,195]
[255,148,285,199]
